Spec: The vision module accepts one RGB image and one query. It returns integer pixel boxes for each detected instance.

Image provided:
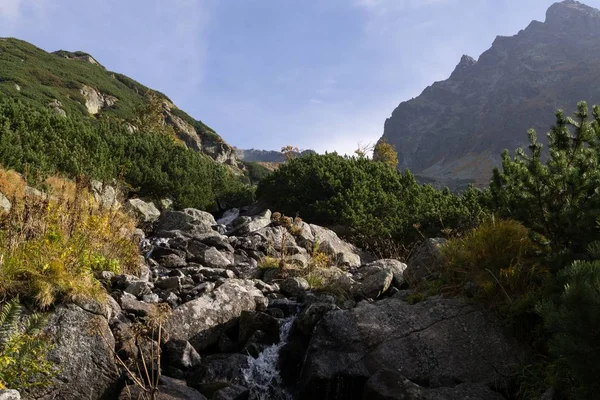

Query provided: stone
[357,267,393,299]
[91,181,120,209]
[201,247,232,269]
[155,276,182,291]
[156,210,215,236]
[164,339,202,370]
[24,305,119,400]
[296,302,338,336]
[119,293,155,317]
[0,390,20,400]
[165,279,267,352]
[299,297,524,398]
[160,198,174,211]
[0,192,11,213]
[127,198,161,223]
[187,354,249,395]
[120,376,207,400]
[124,281,154,298]
[364,259,408,288]
[310,224,364,267]
[238,311,280,345]
[227,213,272,235]
[405,238,447,284]
[280,277,310,298]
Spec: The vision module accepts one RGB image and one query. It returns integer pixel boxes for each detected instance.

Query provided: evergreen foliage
[491,101,600,254]
[257,152,486,246]
[536,247,600,399]
[0,98,252,210]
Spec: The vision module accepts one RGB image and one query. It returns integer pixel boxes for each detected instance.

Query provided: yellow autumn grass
[0,169,139,309]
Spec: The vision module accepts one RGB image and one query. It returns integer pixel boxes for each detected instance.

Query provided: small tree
[281,145,299,161]
[372,138,398,169]
[491,102,600,253]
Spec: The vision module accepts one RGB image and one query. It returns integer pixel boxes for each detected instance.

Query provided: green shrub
[536,250,600,399]
[442,219,546,302]
[0,298,55,390]
[0,98,253,211]
[491,102,600,254]
[257,152,487,248]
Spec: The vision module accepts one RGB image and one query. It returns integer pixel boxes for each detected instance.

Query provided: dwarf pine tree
[491,101,600,254]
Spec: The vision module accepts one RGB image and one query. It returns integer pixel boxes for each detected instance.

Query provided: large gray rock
[356,267,393,299]
[280,277,310,298]
[127,198,161,223]
[25,304,119,400]
[364,259,408,288]
[187,354,249,396]
[165,279,268,351]
[156,210,215,236]
[362,370,506,400]
[405,238,447,285]
[200,247,232,269]
[228,211,272,236]
[0,390,20,400]
[310,224,364,268]
[164,339,202,370]
[299,297,523,399]
[119,376,207,400]
[91,181,120,209]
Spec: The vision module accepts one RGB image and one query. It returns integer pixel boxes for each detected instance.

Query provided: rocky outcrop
[127,198,161,223]
[382,0,600,187]
[80,85,118,115]
[299,297,523,399]
[165,279,268,351]
[25,304,119,400]
[0,192,11,213]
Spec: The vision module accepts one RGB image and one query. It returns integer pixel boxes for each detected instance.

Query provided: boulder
[280,277,310,298]
[357,267,393,299]
[362,369,506,400]
[165,280,268,351]
[238,311,280,345]
[310,224,364,268]
[127,198,161,223]
[295,302,338,336]
[405,238,447,284]
[187,354,249,395]
[0,390,20,400]
[299,297,523,399]
[91,181,120,209]
[164,339,202,370]
[200,247,232,269]
[227,213,271,236]
[119,376,207,400]
[364,259,407,288]
[156,210,215,236]
[24,304,119,400]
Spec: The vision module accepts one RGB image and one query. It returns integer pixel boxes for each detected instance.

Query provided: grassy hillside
[0,38,221,144]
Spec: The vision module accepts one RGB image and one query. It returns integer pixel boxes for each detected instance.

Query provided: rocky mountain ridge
[382,0,600,187]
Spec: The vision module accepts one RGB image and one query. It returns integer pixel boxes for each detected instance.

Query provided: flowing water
[242,317,295,400]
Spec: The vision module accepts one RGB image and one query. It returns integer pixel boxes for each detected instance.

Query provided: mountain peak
[450,55,477,79]
[546,1,600,27]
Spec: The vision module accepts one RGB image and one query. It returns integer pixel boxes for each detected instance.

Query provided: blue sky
[1,0,599,154]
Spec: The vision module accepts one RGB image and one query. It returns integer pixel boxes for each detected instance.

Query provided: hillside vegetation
[0,98,252,210]
[0,38,217,140]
